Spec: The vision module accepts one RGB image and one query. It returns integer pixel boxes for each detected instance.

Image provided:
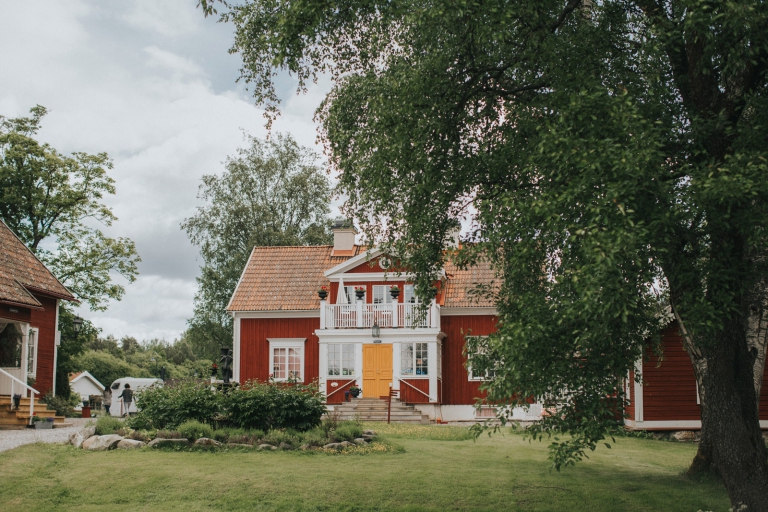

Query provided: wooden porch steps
[330,398,430,424]
[0,395,70,430]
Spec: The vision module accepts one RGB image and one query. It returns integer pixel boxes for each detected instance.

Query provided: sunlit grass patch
[362,422,473,441]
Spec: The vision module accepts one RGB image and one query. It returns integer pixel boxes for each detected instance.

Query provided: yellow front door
[363,344,393,399]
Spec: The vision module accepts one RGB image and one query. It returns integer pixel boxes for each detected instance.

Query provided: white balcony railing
[321,302,438,329]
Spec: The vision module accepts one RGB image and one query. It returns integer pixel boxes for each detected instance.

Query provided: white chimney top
[331,218,357,254]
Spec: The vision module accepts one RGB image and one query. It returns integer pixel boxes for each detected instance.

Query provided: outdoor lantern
[372,322,381,338]
[72,316,83,333]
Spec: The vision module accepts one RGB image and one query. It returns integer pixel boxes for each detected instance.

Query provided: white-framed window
[404,284,419,304]
[401,342,428,376]
[328,343,355,376]
[268,338,305,381]
[342,286,357,303]
[467,336,497,381]
[27,328,38,377]
[372,285,394,304]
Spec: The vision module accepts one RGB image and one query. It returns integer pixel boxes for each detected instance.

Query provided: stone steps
[330,399,430,424]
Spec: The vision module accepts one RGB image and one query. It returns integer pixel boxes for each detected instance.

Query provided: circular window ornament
[379,257,391,269]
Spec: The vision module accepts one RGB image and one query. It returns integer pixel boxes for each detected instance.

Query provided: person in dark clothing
[117,383,133,417]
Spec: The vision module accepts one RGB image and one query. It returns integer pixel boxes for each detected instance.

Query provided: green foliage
[131,380,219,430]
[0,105,140,311]
[300,428,329,447]
[261,429,300,447]
[181,133,333,360]
[177,420,215,441]
[42,391,78,417]
[331,422,363,442]
[94,415,124,436]
[224,379,326,432]
[74,350,149,389]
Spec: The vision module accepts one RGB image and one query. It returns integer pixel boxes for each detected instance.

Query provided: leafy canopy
[0,106,140,311]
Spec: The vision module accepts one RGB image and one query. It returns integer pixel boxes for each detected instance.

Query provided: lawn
[0,424,729,511]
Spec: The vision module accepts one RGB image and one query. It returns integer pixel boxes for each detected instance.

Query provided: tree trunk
[699,319,768,510]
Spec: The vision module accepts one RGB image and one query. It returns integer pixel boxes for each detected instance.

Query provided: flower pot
[12,395,21,409]
[355,290,365,300]
[34,421,54,430]
[83,399,89,408]
[390,289,400,299]
[349,388,360,398]
[318,290,328,300]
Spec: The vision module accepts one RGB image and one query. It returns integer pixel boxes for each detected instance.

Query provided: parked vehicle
[108,378,162,416]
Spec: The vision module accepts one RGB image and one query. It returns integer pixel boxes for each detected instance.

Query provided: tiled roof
[0,220,75,307]
[443,259,497,308]
[228,244,496,312]
[227,246,359,311]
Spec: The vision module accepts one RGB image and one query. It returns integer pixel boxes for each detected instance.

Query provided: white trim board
[233,310,319,319]
[440,307,497,316]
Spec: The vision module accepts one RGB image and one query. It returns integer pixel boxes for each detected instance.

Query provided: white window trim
[27,327,39,378]
[467,336,495,381]
[372,285,394,304]
[267,338,306,381]
[400,342,429,377]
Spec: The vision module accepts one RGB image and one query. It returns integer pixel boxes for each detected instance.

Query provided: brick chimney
[331,218,357,256]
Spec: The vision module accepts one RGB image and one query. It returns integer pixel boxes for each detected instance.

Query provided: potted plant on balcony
[389,285,400,300]
[318,285,329,300]
[354,286,366,300]
[349,385,361,398]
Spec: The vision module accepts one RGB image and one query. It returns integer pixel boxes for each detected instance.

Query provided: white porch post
[318,342,328,395]
[320,299,327,330]
[356,296,364,328]
[355,342,364,389]
[392,302,399,328]
[392,342,401,392]
[633,357,644,422]
[430,300,440,329]
[232,314,241,383]
[428,342,437,402]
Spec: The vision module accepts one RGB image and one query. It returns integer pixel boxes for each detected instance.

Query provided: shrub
[225,380,326,432]
[300,428,328,447]
[155,430,182,439]
[332,422,363,442]
[132,380,220,429]
[95,416,124,435]
[178,420,215,441]
[262,429,300,447]
[42,392,78,417]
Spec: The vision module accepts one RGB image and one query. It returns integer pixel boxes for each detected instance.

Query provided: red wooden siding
[400,378,430,403]
[642,323,700,421]
[440,315,497,405]
[239,318,319,385]
[348,256,387,273]
[0,304,32,322]
[29,295,58,397]
[326,379,355,404]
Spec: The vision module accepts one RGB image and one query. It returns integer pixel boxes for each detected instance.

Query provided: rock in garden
[340,441,355,448]
[353,438,367,445]
[81,426,96,438]
[363,430,377,436]
[86,435,123,451]
[651,432,669,441]
[670,431,696,442]
[278,442,294,450]
[298,443,311,450]
[69,432,84,448]
[117,439,146,449]
[227,443,253,448]
[194,438,222,447]
[148,438,190,448]
[323,442,350,450]
[257,444,277,451]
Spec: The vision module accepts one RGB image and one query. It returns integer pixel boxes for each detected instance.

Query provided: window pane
[416,343,428,375]
[373,286,385,304]
[273,347,286,379]
[328,344,340,376]
[404,285,418,304]
[344,286,356,303]
[341,344,355,376]
[401,343,414,375]
[288,348,302,379]
[27,331,36,375]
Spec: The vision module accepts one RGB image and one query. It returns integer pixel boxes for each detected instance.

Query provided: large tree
[0,106,140,311]
[202,0,768,507]
[182,133,332,360]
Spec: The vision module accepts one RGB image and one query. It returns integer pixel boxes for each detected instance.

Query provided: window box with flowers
[354,286,366,300]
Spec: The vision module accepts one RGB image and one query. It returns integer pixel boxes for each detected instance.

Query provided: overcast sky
[0,0,334,342]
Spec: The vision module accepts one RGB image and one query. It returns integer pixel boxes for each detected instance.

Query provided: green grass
[0,424,728,511]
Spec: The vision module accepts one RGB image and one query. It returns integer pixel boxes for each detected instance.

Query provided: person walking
[103,386,112,416]
[117,383,133,417]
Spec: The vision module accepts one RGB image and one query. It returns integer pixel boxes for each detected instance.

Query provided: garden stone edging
[194,438,221,447]
[117,439,146,449]
[69,426,97,449]
[278,442,293,450]
[148,438,190,448]
[227,443,253,448]
[84,435,123,451]
[257,444,277,451]
[353,438,367,445]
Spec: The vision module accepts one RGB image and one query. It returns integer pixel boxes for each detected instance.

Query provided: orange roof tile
[0,220,75,307]
[227,246,359,311]
[228,244,496,312]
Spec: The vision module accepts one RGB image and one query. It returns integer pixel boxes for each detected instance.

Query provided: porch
[319,301,440,330]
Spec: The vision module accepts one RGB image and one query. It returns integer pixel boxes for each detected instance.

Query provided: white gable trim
[324,248,383,277]
[226,245,258,311]
[69,370,105,391]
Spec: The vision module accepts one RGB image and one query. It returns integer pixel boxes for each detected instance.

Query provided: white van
[109,378,163,416]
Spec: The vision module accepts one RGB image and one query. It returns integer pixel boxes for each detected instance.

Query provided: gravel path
[0,418,93,453]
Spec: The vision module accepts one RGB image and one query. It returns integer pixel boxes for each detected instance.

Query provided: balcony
[320,302,439,330]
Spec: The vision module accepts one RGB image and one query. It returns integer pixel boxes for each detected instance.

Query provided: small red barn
[0,220,76,427]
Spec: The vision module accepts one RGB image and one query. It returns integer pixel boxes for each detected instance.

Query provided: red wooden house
[0,220,76,428]
[625,321,768,430]
[227,221,543,422]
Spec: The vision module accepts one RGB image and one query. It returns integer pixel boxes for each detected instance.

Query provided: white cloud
[0,0,335,342]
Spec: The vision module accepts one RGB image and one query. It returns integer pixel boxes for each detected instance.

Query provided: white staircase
[330,398,430,424]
